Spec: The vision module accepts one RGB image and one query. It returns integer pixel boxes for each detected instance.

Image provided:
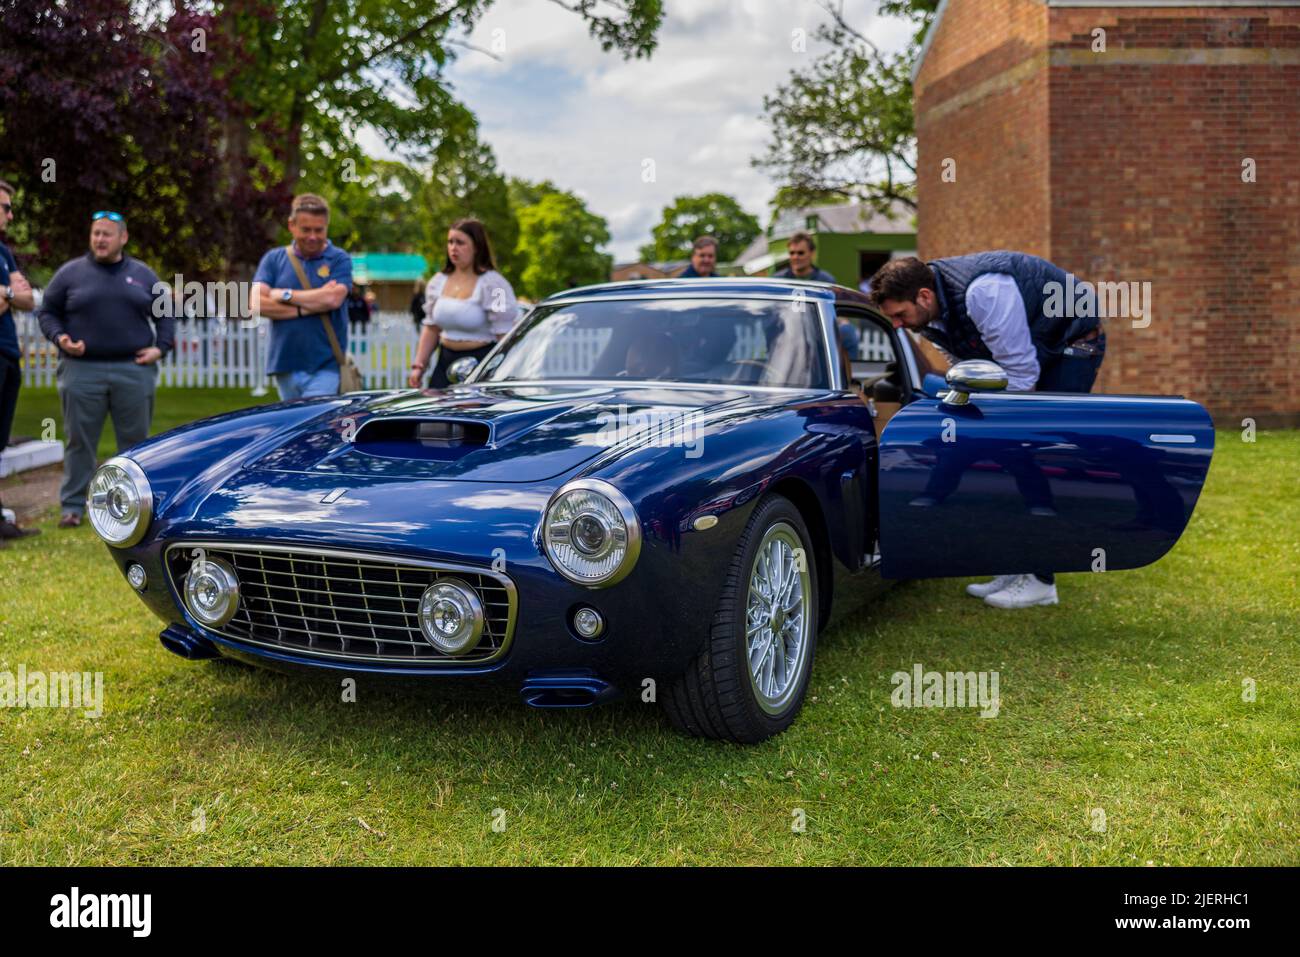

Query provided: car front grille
[164,543,515,665]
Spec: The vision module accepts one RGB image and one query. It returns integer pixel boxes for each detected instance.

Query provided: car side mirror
[942,359,1008,406]
[446,356,480,385]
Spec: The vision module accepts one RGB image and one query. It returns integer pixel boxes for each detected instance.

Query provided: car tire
[663,494,819,743]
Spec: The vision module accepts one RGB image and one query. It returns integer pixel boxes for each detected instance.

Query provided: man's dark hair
[443,218,497,275]
[868,256,934,306]
[788,230,816,251]
[692,235,718,252]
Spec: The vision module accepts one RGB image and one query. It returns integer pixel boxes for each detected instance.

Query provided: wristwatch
[279,289,293,304]
[2,286,12,302]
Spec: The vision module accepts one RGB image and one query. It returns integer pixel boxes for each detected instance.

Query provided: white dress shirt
[934,273,1040,391]
[422,270,519,343]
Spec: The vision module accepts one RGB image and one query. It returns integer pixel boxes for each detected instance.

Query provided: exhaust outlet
[520,672,618,708]
[159,625,222,660]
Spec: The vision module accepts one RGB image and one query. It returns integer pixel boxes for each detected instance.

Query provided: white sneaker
[965,574,1018,599]
[984,574,1059,609]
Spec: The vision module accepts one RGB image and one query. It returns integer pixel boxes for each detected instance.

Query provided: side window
[837,310,909,403]
[905,328,952,380]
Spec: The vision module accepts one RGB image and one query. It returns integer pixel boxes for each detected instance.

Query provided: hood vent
[353,417,490,460]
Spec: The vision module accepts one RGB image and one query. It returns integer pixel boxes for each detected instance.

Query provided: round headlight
[419,578,485,655]
[543,479,641,587]
[87,457,153,548]
[184,557,240,628]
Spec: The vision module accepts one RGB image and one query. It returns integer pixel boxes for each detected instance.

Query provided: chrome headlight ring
[542,478,641,588]
[183,556,240,629]
[87,456,153,548]
[418,578,486,656]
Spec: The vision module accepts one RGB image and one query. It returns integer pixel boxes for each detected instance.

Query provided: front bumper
[106,527,727,684]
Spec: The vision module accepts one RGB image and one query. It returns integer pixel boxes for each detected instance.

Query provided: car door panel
[876,393,1214,579]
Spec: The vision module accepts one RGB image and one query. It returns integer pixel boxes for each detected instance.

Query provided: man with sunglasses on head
[37,210,173,528]
[0,179,39,541]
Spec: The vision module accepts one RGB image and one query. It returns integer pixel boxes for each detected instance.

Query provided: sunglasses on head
[91,210,125,223]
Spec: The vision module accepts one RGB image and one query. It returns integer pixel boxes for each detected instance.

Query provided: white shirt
[933,273,1040,391]
[423,270,518,343]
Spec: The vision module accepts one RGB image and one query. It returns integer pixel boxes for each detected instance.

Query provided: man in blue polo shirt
[0,178,38,540]
[252,193,351,399]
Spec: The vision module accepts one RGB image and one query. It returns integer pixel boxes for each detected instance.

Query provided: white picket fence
[15,311,422,391]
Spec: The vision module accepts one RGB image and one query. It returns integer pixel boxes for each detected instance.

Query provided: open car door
[876,383,1214,580]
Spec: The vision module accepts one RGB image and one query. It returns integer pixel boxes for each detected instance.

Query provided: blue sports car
[89,279,1214,742]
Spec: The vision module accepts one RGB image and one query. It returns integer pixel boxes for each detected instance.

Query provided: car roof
[541,276,862,304]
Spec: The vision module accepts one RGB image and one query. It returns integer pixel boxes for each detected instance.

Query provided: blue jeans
[273,367,339,400]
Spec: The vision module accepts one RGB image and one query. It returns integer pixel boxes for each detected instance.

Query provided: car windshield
[476,297,830,389]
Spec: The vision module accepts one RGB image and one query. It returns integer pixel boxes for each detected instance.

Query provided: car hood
[246,383,763,483]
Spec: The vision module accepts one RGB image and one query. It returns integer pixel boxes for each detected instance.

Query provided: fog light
[419,578,485,656]
[184,557,239,628]
[126,563,147,591]
[572,607,605,640]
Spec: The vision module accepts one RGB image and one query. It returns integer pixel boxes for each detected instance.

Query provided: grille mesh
[165,544,514,665]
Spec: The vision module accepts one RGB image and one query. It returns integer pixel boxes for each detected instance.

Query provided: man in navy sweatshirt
[38,212,174,527]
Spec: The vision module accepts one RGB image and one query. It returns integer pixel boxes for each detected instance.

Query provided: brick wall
[915,0,1052,258]
[916,3,1300,426]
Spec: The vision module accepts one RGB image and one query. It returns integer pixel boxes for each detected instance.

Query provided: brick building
[913,1,1300,426]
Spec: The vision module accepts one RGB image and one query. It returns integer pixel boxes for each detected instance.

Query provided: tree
[638,193,761,263]
[754,0,937,215]
[300,156,427,254]
[302,126,521,286]
[421,133,520,285]
[508,178,565,211]
[513,185,612,300]
[1,0,663,277]
[213,0,664,211]
[0,0,282,279]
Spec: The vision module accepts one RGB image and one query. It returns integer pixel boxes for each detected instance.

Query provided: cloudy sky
[434,0,913,260]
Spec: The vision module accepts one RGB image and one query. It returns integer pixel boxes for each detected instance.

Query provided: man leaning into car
[869,251,1105,610]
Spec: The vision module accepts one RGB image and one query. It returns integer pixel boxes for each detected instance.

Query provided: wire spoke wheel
[663,495,819,743]
[744,521,811,716]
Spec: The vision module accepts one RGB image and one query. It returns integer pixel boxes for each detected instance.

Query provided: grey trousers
[57,358,158,513]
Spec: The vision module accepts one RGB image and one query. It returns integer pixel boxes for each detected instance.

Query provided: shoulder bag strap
[286,246,347,369]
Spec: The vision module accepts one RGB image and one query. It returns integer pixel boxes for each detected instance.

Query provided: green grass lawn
[0,400,1295,865]
[7,386,274,463]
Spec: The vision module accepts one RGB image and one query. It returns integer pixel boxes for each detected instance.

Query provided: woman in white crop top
[409,219,520,388]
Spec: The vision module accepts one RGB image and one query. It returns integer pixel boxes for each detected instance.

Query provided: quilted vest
[923,251,1099,366]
